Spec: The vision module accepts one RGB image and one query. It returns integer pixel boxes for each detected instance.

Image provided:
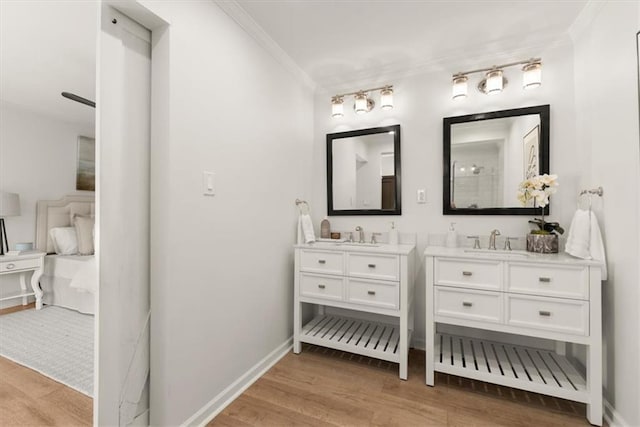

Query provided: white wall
[572,2,640,425]
[142,2,314,425]
[312,40,579,349]
[0,101,93,308]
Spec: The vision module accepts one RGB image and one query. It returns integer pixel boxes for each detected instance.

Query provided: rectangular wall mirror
[327,124,401,216]
[443,105,550,215]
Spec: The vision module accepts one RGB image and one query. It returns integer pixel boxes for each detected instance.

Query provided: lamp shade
[331,96,344,118]
[380,87,394,110]
[452,75,468,100]
[522,62,542,89]
[0,192,20,217]
[354,92,368,114]
[485,69,503,94]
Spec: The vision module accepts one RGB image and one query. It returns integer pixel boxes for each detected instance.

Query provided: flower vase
[526,233,558,253]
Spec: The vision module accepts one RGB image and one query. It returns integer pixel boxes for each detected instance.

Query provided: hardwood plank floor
[0,304,93,426]
[210,344,602,427]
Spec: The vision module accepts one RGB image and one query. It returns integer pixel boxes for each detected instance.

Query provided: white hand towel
[299,214,316,243]
[565,209,607,280]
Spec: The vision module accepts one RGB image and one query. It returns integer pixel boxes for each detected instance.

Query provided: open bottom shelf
[435,332,588,403]
[300,314,401,363]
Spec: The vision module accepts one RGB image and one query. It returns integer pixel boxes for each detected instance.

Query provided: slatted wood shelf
[435,332,588,403]
[299,314,401,363]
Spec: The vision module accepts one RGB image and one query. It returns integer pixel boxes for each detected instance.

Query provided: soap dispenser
[446,222,458,248]
[389,221,398,245]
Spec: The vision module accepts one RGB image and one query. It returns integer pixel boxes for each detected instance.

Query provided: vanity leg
[19,272,28,305]
[425,256,435,386]
[586,268,603,426]
[399,312,408,380]
[293,301,301,354]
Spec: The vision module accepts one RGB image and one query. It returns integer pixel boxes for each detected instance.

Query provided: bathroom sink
[463,249,530,258]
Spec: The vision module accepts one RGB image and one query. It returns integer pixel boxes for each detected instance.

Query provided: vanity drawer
[300,250,344,275]
[348,253,399,281]
[434,259,501,291]
[435,286,502,323]
[507,263,589,300]
[347,278,398,310]
[505,294,589,336]
[299,273,344,301]
[0,257,41,273]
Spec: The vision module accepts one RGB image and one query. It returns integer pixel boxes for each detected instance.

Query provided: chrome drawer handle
[539,310,551,317]
[318,284,326,289]
[462,301,473,307]
[6,263,15,270]
[368,264,376,268]
[539,277,551,283]
[318,260,326,264]
[462,271,473,276]
[367,290,376,295]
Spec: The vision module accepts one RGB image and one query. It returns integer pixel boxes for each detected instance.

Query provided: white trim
[182,338,293,427]
[567,0,606,42]
[213,0,316,91]
[604,399,630,427]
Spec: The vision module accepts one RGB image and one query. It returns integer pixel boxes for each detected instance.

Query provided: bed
[35,195,96,315]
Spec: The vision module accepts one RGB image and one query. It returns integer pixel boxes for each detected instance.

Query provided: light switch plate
[417,189,427,203]
[203,171,215,196]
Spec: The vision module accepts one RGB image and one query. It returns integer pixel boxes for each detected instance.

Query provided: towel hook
[295,198,310,215]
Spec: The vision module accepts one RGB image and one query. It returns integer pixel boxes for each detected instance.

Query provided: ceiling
[0,1,97,126]
[235,0,588,90]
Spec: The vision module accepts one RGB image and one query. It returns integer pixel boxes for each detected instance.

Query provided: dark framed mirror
[444,105,550,215]
[327,124,401,216]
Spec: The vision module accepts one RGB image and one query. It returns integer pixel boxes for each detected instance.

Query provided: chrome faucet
[489,229,501,250]
[355,226,365,243]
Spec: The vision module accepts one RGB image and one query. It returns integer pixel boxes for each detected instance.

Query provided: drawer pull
[462,301,473,307]
[318,260,326,264]
[462,271,473,276]
[539,310,551,317]
[367,290,376,295]
[539,277,551,283]
[318,284,326,289]
[6,263,15,270]
[368,264,376,268]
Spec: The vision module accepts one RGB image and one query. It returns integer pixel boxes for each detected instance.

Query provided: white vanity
[425,246,603,426]
[294,242,415,379]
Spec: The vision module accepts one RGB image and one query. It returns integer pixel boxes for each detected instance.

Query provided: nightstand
[0,252,46,309]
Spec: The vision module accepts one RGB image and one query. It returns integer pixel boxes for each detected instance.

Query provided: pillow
[49,227,78,255]
[74,215,95,255]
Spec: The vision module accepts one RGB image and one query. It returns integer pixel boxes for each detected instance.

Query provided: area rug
[0,306,93,396]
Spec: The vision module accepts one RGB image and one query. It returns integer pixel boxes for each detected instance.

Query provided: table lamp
[0,191,21,255]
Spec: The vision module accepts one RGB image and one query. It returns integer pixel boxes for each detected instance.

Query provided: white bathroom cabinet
[294,242,416,379]
[425,247,603,425]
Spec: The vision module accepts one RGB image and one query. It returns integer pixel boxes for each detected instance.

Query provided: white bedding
[41,255,96,314]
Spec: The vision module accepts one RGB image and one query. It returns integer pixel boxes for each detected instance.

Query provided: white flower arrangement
[517,174,558,208]
[517,174,564,235]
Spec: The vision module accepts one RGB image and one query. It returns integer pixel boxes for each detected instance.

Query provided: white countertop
[0,251,46,262]
[295,241,415,255]
[424,246,602,266]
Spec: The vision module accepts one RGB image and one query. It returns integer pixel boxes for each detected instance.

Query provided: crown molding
[213,0,316,91]
[568,0,606,42]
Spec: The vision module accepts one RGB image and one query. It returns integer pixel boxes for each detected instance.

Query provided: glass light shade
[331,97,344,118]
[485,69,503,94]
[380,87,394,110]
[522,62,542,89]
[354,92,368,114]
[0,191,21,217]
[452,76,468,100]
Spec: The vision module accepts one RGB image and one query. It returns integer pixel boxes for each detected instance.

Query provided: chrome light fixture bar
[330,85,393,118]
[451,58,542,100]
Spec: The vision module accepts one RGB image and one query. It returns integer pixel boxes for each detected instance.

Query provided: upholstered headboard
[35,195,95,253]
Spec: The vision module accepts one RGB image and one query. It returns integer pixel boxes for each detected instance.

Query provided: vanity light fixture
[451,58,542,99]
[330,85,394,118]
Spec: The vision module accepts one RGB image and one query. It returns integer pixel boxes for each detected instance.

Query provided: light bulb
[522,61,542,89]
[380,87,394,110]
[452,75,468,100]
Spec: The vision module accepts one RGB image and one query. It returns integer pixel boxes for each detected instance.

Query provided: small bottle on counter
[320,217,331,239]
[446,222,458,248]
[389,221,398,245]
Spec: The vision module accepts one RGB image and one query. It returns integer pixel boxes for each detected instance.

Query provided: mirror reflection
[327,125,401,215]
[444,105,549,215]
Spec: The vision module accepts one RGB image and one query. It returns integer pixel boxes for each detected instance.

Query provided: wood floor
[210,344,599,427]
[0,304,93,426]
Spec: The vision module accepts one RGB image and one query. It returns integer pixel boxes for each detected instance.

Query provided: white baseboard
[412,337,426,351]
[181,338,293,427]
[604,399,630,427]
